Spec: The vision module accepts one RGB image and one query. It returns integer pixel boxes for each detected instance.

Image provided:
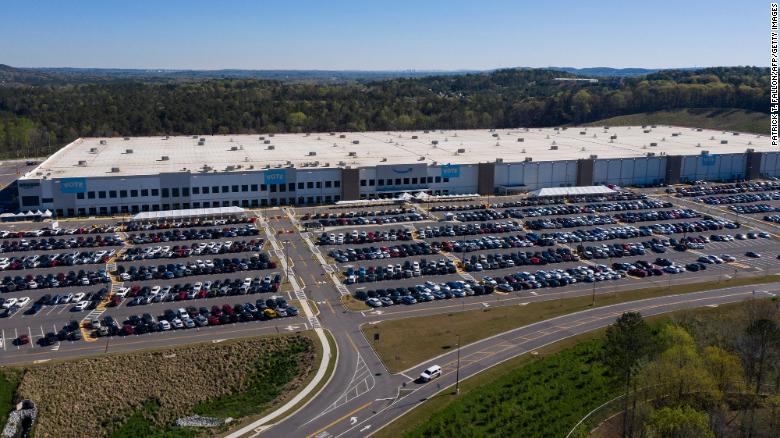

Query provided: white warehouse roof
[131,206,245,222]
[530,185,616,197]
[23,126,770,179]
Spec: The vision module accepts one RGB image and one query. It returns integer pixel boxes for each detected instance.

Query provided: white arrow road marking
[359,425,372,432]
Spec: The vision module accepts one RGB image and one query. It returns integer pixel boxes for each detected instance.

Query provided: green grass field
[0,369,22,421]
[378,298,778,438]
[581,108,768,135]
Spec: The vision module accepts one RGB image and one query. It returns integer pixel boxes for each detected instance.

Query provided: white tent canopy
[529,185,616,198]
[131,206,245,222]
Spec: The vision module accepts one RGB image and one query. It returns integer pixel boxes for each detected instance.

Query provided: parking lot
[0,216,305,358]
[3,182,780,362]
[315,188,780,312]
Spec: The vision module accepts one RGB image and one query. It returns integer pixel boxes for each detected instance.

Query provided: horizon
[0,0,764,70]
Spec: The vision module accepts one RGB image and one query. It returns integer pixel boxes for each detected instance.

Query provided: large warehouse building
[17,126,778,217]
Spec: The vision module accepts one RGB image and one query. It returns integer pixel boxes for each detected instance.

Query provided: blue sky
[0,0,767,70]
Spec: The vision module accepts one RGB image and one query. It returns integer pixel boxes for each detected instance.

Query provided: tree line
[0,66,769,158]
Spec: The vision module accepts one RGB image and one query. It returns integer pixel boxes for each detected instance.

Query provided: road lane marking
[306,401,373,438]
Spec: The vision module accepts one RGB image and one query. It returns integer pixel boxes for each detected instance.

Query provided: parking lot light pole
[455,334,461,395]
[282,240,291,285]
[591,280,596,306]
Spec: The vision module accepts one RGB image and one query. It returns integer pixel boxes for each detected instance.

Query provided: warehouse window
[98,191,106,199]
[192,187,199,195]
[140,205,148,212]
[241,200,249,207]
[260,199,268,206]
[260,184,267,191]
[279,184,286,192]
[151,188,159,196]
[162,204,170,210]
[241,185,248,192]
[223,201,231,207]
[307,181,314,189]
[222,185,229,193]
[251,200,258,207]
[202,186,209,194]
[89,207,97,215]
[360,180,366,187]
[307,196,314,204]
[402,178,409,185]
[443,177,449,183]
[171,188,179,197]
[88,191,96,199]
[334,195,340,201]
[334,181,340,188]
[76,192,85,200]
[21,196,39,206]
[140,189,148,197]
[270,184,277,192]
[202,201,210,208]
[110,206,118,214]
[434,176,441,183]
[325,181,332,188]
[152,205,159,211]
[298,182,304,190]
[427,176,433,183]
[251,184,258,191]
[368,179,374,186]
[120,190,127,198]
[411,178,418,184]
[182,203,189,209]
[161,188,169,198]
[212,186,219,193]
[288,183,295,191]
[131,206,139,213]
[130,189,138,197]
[394,178,401,185]
[182,187,189,197]
[316,181,322,188]
[232,185,239,192]
[376,179,384,186]
[193,202,200,208]
[325,195,332,202]
[120,206,128,213]
[109,190,117,198]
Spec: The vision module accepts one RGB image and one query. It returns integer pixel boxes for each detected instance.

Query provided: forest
[0,66,769,158]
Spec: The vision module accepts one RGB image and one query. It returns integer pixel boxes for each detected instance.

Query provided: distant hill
[581,108,769,135]
[0,64,701,86]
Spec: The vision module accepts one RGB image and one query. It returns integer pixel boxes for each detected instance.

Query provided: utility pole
[455,334,461,395]
[591,280,596,306]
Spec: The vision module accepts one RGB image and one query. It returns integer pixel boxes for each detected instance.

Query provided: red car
[15,334,29,345]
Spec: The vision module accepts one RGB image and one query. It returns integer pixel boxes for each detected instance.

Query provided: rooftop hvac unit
[696,128,703,132]
[424,130,429,134]
[646,152,656,157]
[125,149,133,154]
[411,135,418,139]
[651,125,657,128]
[200,137,206,141]
[672,132,680,137]
[554,127,560,131]
[496,158,503,163]
[352,140,360,144]
[380,157,387,162]
[323,162,330,167]
[259,136,265,140]
[720,140,728,144]
[230,146,239,151]
[603,126,610,130]
[77,160,87,166]
[747,148,755,153]
[329,132,335,136]
[123,137,130,140]
[643,129,651,133]
[267,145,275,150]
[197,140,205,145]
[701,150,710,155]
[457,148,466,153]
[339,134,346,138]
[269,133,275,137]
[696,143,702,147]
[110,167,120,173]
[517,138,524,142]
[524,157,533,162]
[338,161,346,166]
[589,154,598,159]
[579,131,586,135]
[192,135,198,139]
[226,165,235,171]
[286,161,292,165]
[264,164,270,169]
[348,151,357,157]
[649,142,658,147]
[418,156,425,161]
[610,135,618,140]
[163,136,169,140]
[432,140,439,145]
[550,145,558,150]
[161,156,169,161]
[733,132,740,136]
[99,140,107,145]
[491,133,498,137]
[264,140,271,144]
[89,147,98,153]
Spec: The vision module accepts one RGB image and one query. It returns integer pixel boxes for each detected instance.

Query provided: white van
[419,365,442,382]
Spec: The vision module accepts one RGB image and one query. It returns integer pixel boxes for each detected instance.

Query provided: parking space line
[1,329,5,351]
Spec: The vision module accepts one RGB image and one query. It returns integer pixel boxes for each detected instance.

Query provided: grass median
[363,274,780,373]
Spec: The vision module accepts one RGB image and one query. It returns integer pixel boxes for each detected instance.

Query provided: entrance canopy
[529,185,616,198]
[131,206,245,222]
